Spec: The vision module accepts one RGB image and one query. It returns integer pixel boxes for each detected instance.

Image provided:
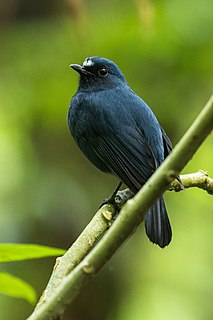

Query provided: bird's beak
[70,64,83,74]
[70,64,94,76]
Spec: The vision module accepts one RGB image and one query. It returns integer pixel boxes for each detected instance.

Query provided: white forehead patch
[83,59,94,67]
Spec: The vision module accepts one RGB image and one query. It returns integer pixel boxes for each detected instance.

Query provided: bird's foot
[99,187,134,212]
[99,181,123,211]
[99,195,120,212]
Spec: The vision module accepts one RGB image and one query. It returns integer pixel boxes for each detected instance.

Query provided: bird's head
[70,57,127,91]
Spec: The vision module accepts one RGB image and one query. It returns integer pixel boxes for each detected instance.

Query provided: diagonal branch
[27,95,213,320]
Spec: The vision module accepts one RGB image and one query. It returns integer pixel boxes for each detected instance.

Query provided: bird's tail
[144,195,172,248]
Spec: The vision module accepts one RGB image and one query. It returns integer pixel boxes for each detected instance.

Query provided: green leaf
[0,244,66,262]
[0,272,37,304]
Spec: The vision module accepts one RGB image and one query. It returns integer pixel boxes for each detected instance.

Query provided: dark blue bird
[68,56,172,248]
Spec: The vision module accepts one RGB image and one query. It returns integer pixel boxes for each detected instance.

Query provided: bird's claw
[99,196,120,211]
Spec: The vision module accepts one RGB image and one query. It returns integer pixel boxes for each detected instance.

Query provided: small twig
[169,170,213,194]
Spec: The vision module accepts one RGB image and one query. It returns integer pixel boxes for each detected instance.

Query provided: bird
[68,56,173,248]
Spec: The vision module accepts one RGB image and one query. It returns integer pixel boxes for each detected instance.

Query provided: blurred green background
[0,0,212,319]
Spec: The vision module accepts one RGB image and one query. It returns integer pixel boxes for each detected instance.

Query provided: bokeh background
[0,0,213,319]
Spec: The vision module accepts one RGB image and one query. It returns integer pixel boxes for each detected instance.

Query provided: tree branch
[169,170,213,194]
[35,204,116,309]
[27,95,213,320]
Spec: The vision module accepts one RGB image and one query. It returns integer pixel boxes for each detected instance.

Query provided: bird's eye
[98,67,108,77]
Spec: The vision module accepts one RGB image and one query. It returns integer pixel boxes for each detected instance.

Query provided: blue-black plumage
[68,56,172,248]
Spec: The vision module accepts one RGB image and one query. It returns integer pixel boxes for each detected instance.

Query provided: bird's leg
[109,181,123,202]
[100,181,123,209]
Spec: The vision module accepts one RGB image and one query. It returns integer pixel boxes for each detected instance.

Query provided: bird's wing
[92,127,157,193]
[161,126,185,189]
[161,126,173,158]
